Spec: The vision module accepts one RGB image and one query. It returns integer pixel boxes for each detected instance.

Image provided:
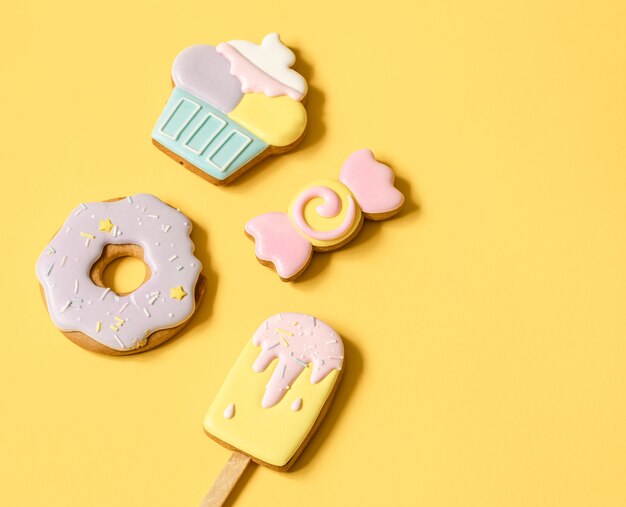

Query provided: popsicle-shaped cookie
[201,313,344,505]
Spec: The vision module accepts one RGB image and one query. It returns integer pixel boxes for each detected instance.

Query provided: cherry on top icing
[35,194,202,351]
[251,313,344,408]
[217,33,307,100]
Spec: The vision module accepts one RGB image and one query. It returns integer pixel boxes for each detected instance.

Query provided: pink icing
[244,212,312,280]
[216,43,304,101]
[291,186,356,241]
[339,149,405,216]
[252,313,344,408]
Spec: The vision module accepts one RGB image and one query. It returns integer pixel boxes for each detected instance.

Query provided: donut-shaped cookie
[35,194,205,355]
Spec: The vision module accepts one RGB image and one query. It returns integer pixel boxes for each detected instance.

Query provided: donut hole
[90,244,151,296]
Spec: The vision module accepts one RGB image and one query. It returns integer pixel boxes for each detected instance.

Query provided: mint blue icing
[152,87,268,181]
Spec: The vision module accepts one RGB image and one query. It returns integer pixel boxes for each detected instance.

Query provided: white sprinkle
[73,279,79,294]
[130,295,141,309]
[155,242,160,247]
[176,265,184,271]
[61,255,67,267]
[113,334,126,348]
[148,295,159,305]
[147,214,159,219]
[143,308,151,318]
[47,246,56,255]
[329,356,344,360]
[277,314,282,320]
[325,340,338,345]
[119,302,129,313]
[281,364,287,379]
[100,288,110,301]
[141,206,146,212]
[266,342,280,350]
[74,203,87,215]
[294,358,308,367]
[84,238,90,247]
[60,301,71,313]
[76,317,82,322]
[190,263,195,267]
[183,222,189,226]
[127,196,133,203]
[168,255,178,262]
[45,263,54,277]
[112,225,118,237]
[168,313,173,318]
[90,214,95,219]
[162,224,171,233]
[114,295,119,302]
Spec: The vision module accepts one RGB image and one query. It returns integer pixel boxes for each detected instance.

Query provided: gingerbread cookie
[152,33,308,185]
[35,194,206,355]
[245,149,405,281]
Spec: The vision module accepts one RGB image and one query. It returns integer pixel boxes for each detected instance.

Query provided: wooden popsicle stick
[200,451,252,507]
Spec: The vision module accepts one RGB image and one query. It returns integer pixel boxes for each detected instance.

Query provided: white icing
[225,33,307,96]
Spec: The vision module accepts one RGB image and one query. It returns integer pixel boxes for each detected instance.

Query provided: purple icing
[172,45,244,113]
[35,194,202,352]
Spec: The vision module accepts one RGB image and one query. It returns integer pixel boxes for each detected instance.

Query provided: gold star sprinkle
[170,285,187,300]
[99,218,114,233]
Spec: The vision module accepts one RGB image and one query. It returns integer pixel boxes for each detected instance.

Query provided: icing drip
[252,313,343,408]
[224,403,235,419]
[291,398,302,412]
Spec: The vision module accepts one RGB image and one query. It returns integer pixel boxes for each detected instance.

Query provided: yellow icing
[170,286,187,300]
[227,93,307,147]
[287,179,362,249]
[204,340,340,468]
[99,218,114,233]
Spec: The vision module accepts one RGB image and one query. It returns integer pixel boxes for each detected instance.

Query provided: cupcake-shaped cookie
[152,33,308,185]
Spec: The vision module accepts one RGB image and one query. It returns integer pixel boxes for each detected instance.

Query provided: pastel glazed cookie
[35,194,206,355]
[245,149,405,281]
[152,33,308,186]
[204,313,344,472]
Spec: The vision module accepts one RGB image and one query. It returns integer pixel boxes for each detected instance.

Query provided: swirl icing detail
[290,185,356,241]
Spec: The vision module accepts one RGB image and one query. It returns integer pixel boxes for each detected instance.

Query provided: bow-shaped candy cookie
[245,149,405,281]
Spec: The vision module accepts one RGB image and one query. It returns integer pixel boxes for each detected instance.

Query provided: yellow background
[1,1,625,505]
